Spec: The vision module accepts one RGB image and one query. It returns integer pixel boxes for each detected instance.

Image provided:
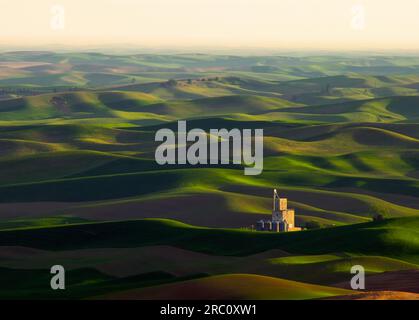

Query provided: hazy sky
[1,0,419,50]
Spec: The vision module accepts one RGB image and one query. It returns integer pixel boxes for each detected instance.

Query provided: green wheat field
[0,51,418,300]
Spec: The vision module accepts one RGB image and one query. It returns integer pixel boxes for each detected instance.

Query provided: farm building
[256,189,302,232]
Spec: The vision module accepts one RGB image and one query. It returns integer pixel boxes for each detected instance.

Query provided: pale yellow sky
[1,0,419,50]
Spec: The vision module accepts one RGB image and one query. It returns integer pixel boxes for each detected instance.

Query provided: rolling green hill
[1,51,419,299]
[98,274,354,300]
[1,217,418,263]
[0,216,417,299]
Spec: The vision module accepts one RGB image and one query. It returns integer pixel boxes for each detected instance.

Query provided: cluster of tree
[198,77,220,82]
[184,77,221,84]
[304,221,322,230]
[0,88,43,96]
[0,87,80,97]
[372,214,385,222]
[160,77,222,88]
[160,79,178,88]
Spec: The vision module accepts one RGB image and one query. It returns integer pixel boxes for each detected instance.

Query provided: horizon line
[1,45,419,56]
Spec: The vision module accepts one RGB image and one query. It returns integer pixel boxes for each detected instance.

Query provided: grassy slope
[0,120,417,226]
[0,266,204,299]
[1,217,418,263]
[1,90,419,124]
[1,53,419,300]
[98,274,354,300]
[1,217,417,299]
[267,255,419,284]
